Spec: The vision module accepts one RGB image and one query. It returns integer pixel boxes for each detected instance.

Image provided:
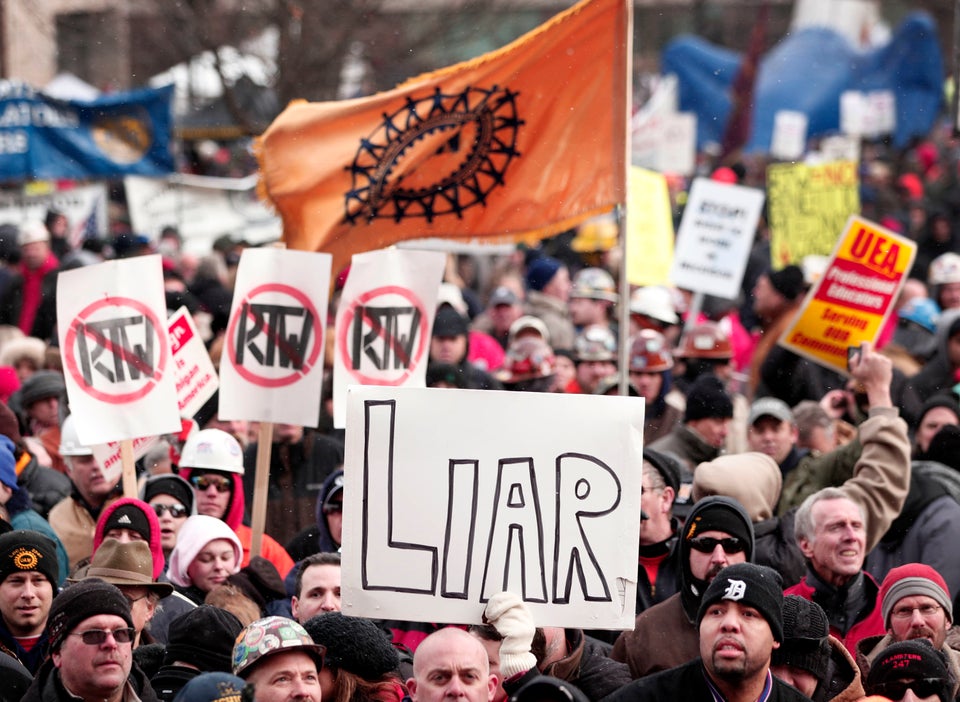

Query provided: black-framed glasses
[688,536,746,554]
[152,503,188,518]
[871,678,947,701]
[69,627,136,645]
[190,475,232,493]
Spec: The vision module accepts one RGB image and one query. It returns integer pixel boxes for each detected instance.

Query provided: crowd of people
[0,128,959,702]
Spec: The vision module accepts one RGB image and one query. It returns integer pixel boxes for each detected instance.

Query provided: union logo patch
[345,85,523,224]
[12,547,41,570]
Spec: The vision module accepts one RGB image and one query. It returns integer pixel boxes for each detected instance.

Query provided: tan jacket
[48,494,117,572]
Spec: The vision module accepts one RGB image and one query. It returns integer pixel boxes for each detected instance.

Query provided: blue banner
[0,82,174,181]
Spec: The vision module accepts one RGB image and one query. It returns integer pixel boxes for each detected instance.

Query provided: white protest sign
[219,248,331,426]
[841,90,895,138]
[341,386,644,629]
[0,183,108,243]
[169,306,219,418]
[57,255,181,444]
[669,178,765,299]
[333,249,446,428]
[91,435,159,486]
[124,174,281,254]
[771,110,808,161]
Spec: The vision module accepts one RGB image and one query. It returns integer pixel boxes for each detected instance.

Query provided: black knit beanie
[48,578,133,651]
[142,475,195,514]
[866,640,952,702]
[684,375,733,422]
[0,529,59,589]
[698,563,784,642]
[302,612,399,679]
[643,448,682,493]
[102,503,152,542]
[771,595,831,679]
[163,605,244,671]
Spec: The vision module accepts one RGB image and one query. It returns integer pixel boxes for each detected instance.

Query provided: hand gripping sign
[57,255,181,445]
[219,248,331,426]
[341,386,645,630]
[333,248,446,428]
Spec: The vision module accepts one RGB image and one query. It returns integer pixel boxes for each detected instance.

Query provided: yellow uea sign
[779,215,916,374]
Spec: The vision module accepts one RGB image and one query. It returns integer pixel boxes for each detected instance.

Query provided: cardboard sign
[669,178,765,299]
[341,386,644,629]
[219,248,331,426]
[779,216,916,374]
[168,306,219,419]
[841,90,896,138]
[91,435,159,487]
[626,167,675,286]
[767,161,860,267]
[333,249,446,428]
[770,110,808,161]
[57,255,181,445]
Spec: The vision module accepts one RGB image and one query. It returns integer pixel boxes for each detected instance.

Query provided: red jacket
[784,572,884,656]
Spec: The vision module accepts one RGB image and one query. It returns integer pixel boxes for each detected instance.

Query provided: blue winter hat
[0,434,17,492]
[173,672,248,702]
[526,257,562,291]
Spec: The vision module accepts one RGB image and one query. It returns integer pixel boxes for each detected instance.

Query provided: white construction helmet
[59,414,93,457]
[179,428,244,474]
[629,286,679,325]
[929,253,960,286]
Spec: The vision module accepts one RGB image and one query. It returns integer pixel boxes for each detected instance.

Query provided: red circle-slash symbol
[226,283,323,388]
[63,297,168,404]
[337,285,429,385]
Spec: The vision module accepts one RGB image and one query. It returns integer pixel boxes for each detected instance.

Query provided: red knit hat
[879,563,952,626]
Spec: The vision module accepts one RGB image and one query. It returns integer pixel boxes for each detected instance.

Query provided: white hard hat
[179,428,244,474]
[629,286,679,325]
[929,253,960,286]
[59,414,93,457]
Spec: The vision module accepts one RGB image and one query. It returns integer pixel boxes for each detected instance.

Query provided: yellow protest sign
[767,161,860,267]
[626,166,674,286]
[779,216,916,374]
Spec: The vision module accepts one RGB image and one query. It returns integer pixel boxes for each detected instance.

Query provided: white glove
[483,591,538,678]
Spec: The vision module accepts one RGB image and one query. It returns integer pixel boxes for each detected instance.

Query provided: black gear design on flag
[345,85,523,224]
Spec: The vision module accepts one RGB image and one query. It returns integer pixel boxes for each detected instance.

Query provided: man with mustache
[21,578,159,702]
[612,496,755,679]
[606,563,809,702]
[856,564,960,698]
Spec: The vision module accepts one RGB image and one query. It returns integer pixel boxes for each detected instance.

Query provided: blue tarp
[0,82,174,181]
[661,12,944,152]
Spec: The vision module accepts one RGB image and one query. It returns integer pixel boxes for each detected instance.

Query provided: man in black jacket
[605,563,811,702]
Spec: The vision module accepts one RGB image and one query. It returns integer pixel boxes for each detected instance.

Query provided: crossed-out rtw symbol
[337,285,429,385]
[226,283,322,388]
[63,297,168,404]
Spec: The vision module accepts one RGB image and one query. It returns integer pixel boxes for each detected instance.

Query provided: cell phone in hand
[847,345,862,372]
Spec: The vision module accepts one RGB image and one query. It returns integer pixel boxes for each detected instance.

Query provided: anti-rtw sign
[57,255,181,445]
[218,248,331,427]
[332,249,445,428]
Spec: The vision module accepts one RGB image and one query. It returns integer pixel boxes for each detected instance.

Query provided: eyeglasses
[891,603,943,620]
[871,678,947,700]
[190,475,232,493]
[152,503,188,518]
[68,627,136,645]
[688,536,747,554]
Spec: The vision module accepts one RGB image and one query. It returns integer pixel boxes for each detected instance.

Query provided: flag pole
[617,0,634,397]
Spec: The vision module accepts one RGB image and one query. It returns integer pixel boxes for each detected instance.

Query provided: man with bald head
[409,627,498,702]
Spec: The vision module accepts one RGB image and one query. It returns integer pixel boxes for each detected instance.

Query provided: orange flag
[257,0,631,275]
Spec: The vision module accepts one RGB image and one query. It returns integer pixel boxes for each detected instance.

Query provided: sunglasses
[69,627,136,645]
[190,475,232,493]
[688,536,747,554]
[152,503,188,518]
[871,679,946,701]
